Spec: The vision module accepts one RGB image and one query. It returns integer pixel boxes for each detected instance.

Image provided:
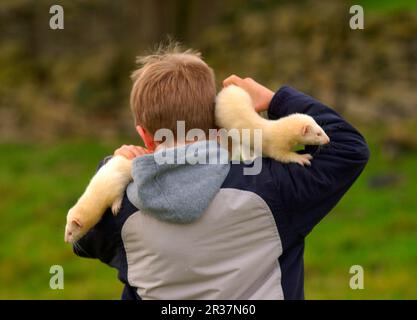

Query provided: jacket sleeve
[73,209,121,268]
[72,156,120,268]
[267,86,369,237]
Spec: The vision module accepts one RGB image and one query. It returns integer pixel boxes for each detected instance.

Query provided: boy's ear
[136,125,156,151]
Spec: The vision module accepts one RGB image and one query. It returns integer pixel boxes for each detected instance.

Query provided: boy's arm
[73,208,121,268]
[72,146,148,265]
[267,85,369,236]
[72,156,120,266]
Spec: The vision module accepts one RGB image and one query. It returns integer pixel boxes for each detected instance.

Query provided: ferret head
[65,206,90,244]
[295,114,330,146]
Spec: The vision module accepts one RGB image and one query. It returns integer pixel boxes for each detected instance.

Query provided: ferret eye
[317,132,322,136]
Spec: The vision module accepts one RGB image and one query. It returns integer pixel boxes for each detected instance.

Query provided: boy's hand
[114,145,150,160]
[223,75,274,112]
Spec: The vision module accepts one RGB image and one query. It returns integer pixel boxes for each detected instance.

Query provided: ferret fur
[65,85,329,243]
[215,85,330,165]
[65,155,132,243]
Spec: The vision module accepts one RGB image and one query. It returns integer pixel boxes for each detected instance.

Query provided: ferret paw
[111,197,123,216]
[293,153,313,166]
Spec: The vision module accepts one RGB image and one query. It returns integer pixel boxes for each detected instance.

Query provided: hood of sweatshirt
[126,140,230,224]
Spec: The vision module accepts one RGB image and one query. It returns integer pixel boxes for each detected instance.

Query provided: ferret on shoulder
[65,155,132,243]
[65,85,329,243]
[215,85,330,166]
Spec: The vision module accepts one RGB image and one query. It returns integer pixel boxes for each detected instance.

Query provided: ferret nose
[64,231,72,243]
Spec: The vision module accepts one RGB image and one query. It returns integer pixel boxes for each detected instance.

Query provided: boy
[73,46,369,300]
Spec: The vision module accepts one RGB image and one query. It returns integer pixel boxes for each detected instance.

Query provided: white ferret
[64,156,132,243]
[215,85,330,165]
[65,85,329,243]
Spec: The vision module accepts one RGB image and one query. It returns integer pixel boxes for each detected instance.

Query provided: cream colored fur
[65,155,132,243]
[215,85,329,165]
[65,85,329,243]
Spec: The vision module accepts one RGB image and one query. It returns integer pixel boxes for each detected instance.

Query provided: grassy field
[355,0,417,13]
[305,132,417,299]
[0,132,416,299]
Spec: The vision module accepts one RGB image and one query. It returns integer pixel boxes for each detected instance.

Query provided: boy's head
[130,44,216,150]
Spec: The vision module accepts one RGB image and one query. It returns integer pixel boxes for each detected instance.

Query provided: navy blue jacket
[74,86,369,300]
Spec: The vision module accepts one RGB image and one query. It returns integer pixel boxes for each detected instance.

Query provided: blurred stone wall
[198,1,417,125]
[0,0,416,141]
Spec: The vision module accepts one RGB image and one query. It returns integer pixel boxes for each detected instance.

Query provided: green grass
[0,140,126,299]
[305,132,417,299]
[0,134,416,299]
[353,0,417,13]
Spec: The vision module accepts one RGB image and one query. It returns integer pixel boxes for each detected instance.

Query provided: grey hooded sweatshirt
[74,86,369,300]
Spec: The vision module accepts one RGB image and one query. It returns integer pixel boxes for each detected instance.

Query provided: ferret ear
[302,124,311,136]
[71,218,83,229]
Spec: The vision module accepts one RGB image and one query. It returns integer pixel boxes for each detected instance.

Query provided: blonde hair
[130,43,216,136]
